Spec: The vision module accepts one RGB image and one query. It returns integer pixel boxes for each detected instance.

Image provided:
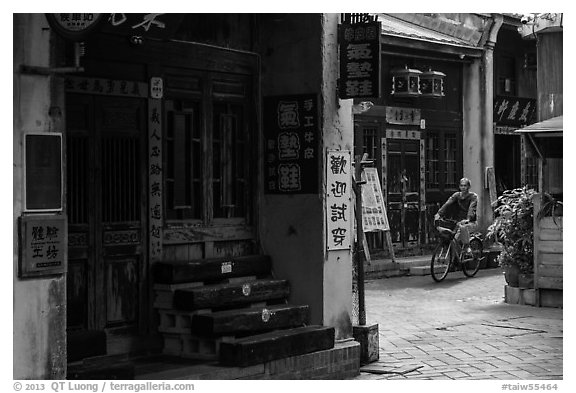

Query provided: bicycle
[430,218,483,282]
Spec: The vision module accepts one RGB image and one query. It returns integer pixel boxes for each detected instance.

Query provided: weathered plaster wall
[258,14,353,339]
[13,14,67,379]
[320,14,354,340]
[462,59,492,230]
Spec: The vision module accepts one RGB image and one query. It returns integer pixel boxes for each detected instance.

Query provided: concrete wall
[258,14,353,340]
[462,58,493,231]
[13,14,67,379]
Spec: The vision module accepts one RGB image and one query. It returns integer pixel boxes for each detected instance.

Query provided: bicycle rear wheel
[431,242,452,282]
[462,238,482,277]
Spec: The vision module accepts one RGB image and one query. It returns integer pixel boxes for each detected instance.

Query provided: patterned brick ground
[352,268,563,380]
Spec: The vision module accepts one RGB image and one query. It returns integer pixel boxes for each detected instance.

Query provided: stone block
[353,324,379,365]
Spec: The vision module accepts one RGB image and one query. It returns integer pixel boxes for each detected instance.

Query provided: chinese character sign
[361,168,390,232]
[20,215,67,277]
[264,94,319,194]
[100,14,184,40]
[148,96,163,261]
[327,150,352,250]
[494,96,536,126]
[339,21,381,99]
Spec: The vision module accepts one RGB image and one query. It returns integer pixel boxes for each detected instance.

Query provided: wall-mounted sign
[150,77,164,99]
[24,133,63,212]
[148,97,163,261]
[101,14,184,40]
[45,14,105,41]
[338,21,381,99]
[19,215,67,278]
[494,96,537,127]
[65,76,148,98]
[386,106,421,125]
[327,150,352,250]
[264,94,319,194]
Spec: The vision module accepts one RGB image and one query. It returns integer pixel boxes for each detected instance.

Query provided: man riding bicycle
[434,177,478,254]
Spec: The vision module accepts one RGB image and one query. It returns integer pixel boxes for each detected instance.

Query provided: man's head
[459,177,471,193]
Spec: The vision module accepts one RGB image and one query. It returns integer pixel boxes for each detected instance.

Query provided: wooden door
[66,94,147,349]
[387,139,420,248]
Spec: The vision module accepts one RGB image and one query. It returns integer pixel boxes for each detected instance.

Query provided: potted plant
[487,187,537,287]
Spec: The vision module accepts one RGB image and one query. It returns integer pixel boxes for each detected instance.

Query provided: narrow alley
[355,268,563,380]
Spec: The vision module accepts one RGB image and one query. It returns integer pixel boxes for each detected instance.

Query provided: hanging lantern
[420,68,446,98]
[390,65,421,97]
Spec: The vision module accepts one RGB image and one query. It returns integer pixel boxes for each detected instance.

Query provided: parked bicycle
[430,218,483,282]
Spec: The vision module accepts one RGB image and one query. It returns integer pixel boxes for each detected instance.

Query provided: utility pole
[353,153,371,325]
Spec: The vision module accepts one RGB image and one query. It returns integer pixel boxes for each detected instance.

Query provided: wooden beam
[219,326,335,367]
[173,279,290,310]
[191,304,310,336]
[153,254,271,284]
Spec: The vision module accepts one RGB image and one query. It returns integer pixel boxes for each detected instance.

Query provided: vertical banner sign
[361,168,390,232]
[148,86,163,262]
[338,21,381,99]
[264,94,319,194]
[327,150,352,250]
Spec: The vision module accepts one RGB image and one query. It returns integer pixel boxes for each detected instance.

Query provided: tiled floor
[353,268,563,380]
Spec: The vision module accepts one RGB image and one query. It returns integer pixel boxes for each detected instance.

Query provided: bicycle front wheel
[431,243,452,282]
[462,238,482,277]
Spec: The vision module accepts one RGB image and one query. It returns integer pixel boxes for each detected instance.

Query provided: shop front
[14,13,357,379]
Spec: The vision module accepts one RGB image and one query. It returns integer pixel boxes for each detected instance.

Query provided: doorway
[387,138,421,248]
[66,94,148,354]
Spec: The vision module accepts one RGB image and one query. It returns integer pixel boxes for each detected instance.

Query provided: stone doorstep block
[263,340,360,380]
[353,324,379,365]
[504,285,535,306]
[410,266,431,276]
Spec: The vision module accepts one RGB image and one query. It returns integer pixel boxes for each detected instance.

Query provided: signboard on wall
[24,133,63,212]
[45,13,105,41]
[101,14,184,40]
[338,21,381,99]
[264,94,319,194]
[327,150,352,250]
[494,96,536,126]
[19,215,67,278]
[386,106,421,126]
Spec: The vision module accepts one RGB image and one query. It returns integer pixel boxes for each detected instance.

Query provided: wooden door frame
[65,82,150,336]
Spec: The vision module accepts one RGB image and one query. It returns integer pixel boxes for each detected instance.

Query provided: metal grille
[102,136,140,223]
[445,134,457,188]
[362,128,378,161]
[67,135,89,224]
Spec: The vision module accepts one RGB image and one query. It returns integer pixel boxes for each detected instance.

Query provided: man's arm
[467,193,478,221]
[435,192,457,220]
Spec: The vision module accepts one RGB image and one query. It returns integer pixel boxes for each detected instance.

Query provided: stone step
[173,279,290,311]
[191,304,310,336]
[219,325,335,367]
[154,255,271,284]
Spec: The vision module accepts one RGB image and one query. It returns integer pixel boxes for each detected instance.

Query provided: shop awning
[376,13,484,58]
[515,115,563,137]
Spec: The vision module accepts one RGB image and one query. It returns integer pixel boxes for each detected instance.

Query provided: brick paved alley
[353,268,563,380]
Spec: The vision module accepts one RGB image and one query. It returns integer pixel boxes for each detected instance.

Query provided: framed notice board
[19,214,67,278]
[24,133,63,212]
